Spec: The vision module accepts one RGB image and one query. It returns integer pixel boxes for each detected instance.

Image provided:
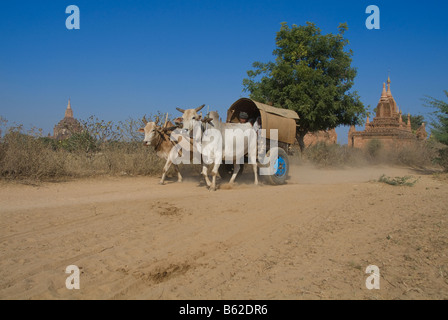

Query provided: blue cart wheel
[263,147,289,185]
[274,156,287,177]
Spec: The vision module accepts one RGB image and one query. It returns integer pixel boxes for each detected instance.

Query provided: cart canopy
[226,98,299,145]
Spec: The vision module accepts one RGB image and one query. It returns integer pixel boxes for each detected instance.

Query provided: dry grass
[0,132,68,180]
[302,142,367,167]
[302,140,443,170]
[0,117,168,182]
[0,136,167,181]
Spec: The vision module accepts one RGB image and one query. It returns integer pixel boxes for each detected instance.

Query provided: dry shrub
[0,116,174,182]
[304,140,442,169]
[0,128,190,182]
[378,174,419,186]
[92,142,166,176]
[436,147,448,172]
[304,142,367,167]
[1,132,68,180]
[365,139,383,160]
[386,141,439,168]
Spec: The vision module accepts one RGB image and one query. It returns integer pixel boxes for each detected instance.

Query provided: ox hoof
[159,181,165,185]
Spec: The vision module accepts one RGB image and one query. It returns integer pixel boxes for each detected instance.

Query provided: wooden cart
[220,98,299,185]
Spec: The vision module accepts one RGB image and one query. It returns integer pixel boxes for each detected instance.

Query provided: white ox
[177,108,259,191]
[175,104,206,132]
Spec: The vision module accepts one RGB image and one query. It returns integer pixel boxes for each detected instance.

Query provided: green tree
[424,90,448,171]
[401,114,425,132]
[424,90,448,145]
[243,22,366,151]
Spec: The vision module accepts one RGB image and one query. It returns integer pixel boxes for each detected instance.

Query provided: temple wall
[304,129,337,148]
[351,135,420,149]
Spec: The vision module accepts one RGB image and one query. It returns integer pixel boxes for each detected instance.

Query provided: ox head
[138,115,180,146]
[176,104,205,132]
[138,121,159,146]
[138,115,162,146]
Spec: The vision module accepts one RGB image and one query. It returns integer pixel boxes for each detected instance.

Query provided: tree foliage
[243,22,366,150]
[401,114,425,132]
[424,90,448,146]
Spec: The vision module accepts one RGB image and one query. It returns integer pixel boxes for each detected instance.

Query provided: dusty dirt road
[1,165,447,300]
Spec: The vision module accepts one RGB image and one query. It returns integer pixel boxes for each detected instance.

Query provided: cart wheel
[262,147,289,185]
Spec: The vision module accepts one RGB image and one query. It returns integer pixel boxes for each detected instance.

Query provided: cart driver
[238,112,249,123]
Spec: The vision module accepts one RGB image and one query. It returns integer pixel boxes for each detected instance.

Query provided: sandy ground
[0,164,447,300]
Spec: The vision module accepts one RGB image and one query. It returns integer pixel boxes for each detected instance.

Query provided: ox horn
[176,107,185,113]
[163,112,169,128]
[195,104,205,112]
[201,117,213,124]
[155,116,160,125]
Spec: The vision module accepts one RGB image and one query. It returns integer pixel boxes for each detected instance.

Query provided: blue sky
[1,0,447,143]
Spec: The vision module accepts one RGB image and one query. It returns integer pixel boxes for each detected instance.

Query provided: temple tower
[53,99,82,140]
[348,76,425,148]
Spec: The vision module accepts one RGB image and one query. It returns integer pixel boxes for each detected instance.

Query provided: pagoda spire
[381,82,387,100]
[386,76,399,113]
[387,76,392,97]
[65,99,74,118]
